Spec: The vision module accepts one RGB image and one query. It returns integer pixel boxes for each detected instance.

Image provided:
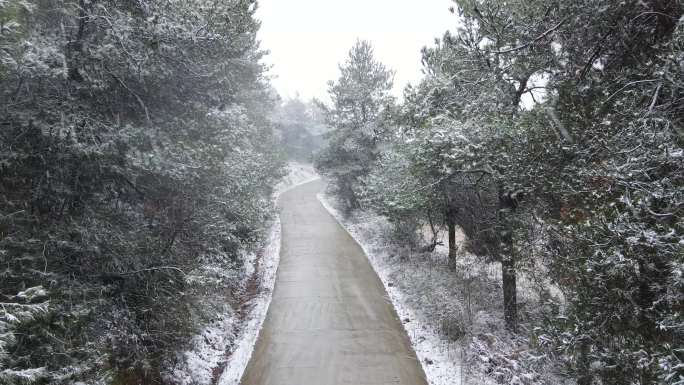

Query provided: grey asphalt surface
[239,179,428,385]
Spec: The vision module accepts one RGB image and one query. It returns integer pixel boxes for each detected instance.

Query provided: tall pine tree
[315,40,395,212]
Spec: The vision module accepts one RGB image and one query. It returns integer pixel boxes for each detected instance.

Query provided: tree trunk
[497,185,518,332]
[576,338,592,385]
[501,254,517,332]
[341,177,359,212]
[447,216,457,271]
[426,207,439,252]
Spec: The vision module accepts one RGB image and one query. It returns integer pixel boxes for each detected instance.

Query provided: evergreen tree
[0,0,284,383]
[275,96,320,162]
[363,1,683,382]
[315,40,395,212]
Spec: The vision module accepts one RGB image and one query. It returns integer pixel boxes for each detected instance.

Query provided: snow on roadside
[167,305,239,385]
[275,162,318,195]
[317,192,569,385]
[317,193,464,385]
[218,165,320,384]
[169,163,319,385]
[216,217,281,385]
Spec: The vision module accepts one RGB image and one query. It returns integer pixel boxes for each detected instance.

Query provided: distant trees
[274,96,326,162]
[315,40,395,212]
[345,1,683,384]
[0,0,283,383]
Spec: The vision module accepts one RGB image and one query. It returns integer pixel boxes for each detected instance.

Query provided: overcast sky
[256,0,456,102]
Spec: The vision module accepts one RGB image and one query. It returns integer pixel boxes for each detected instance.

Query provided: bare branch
[494,17,570,54]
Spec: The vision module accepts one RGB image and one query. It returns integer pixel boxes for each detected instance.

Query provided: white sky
[256,0,456,101]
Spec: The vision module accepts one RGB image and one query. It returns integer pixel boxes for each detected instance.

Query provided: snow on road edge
[317,193,463,385]
[170,164,319,385]
[217,166,320,385]
[275,163,319,195]
[217,217,281,385]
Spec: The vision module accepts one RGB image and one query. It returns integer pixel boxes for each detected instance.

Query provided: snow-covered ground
[318,192,569,385]
[168,163,319,385]
[216,218,281,385]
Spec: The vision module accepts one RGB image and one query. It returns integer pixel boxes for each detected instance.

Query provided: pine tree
[0,0,284,382]
[315,40,395,212]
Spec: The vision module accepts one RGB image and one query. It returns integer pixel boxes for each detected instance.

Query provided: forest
[1,0,683,385]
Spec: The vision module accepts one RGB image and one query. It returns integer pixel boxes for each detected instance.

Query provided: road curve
[240,179,428,385]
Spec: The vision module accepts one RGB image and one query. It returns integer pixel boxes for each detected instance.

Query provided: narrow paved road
[240,180,428,385]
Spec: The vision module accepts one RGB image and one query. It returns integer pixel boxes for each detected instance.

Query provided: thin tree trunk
[502,254,517,332]
[426,207,439,252]
[341,177,359,212]
[576,338,592,385]
[498,184,518,332]
[447,216,457,271]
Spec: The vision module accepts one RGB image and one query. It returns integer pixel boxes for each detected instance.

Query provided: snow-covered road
[239,179,428,385]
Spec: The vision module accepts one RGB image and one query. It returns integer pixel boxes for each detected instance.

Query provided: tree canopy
[315,40,395,212]
[0,0,284,383]
[356,1,683,383]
